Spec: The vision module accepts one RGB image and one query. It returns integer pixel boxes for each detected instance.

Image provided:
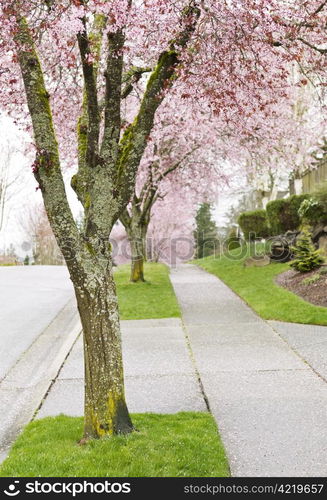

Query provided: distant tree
[194,203,219,259]
[24,255,30,265]
[6,243,18,259]
[0,243,18,265]
[0,125,25,233]
[21,205,64,265]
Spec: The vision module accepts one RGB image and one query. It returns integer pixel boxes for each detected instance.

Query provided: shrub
[266,199,289,235]
[266,194,309,235]
[297,183,327,226]
[298,198,324,225]
[290,226,324,273]
[238,210,269,241]
[289,194,310,224]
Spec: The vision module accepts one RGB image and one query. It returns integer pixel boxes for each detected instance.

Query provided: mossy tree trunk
[75,257,133,437]
[15,8,200,438]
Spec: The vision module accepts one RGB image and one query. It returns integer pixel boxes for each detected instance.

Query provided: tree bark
[74,257,133,438]
[127,222,147,282]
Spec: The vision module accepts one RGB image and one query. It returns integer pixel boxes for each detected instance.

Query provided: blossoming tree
[0,0,325,439]
[119,98,228,281]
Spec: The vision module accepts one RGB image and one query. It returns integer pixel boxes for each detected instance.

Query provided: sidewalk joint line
[179,317,211,413]
[195,263,327,386]
[32,332,82,421]
[267,322,327,386]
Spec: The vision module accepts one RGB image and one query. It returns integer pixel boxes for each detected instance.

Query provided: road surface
[0,266,73,380]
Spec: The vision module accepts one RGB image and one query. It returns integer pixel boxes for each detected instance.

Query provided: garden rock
[312,224,327,254]
[244,255,270,267]
[269,230,299,263]
[318,235,327,255]
[311,224,327,243]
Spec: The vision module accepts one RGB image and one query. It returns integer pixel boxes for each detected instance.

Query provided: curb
[0,296,81,463]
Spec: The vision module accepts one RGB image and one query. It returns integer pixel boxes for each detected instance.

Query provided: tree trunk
[128,223,147,282]
[73,259,133,439]
[130,246,145,283]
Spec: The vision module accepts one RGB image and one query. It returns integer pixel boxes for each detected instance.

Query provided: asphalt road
[0,266,74,380]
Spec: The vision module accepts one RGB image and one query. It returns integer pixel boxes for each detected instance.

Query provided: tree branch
[72,14,106,206]
[15,16,80,264]
[100,30,125,165]
[121,66,152,99]
[77,17,100,168]
[139,147,199,223]
[313,0,327,15]
[157,146,199,182]
[115,3,201,209]
[297,37,327,54]
[270,1,327,40]
[119,207,132,229]
[85,1,200,238]
[139,186,157,225]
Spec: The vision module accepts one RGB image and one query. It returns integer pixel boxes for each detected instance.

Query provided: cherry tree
[119,98,227,281]
[0,0,325,439]
[147,190,200,265]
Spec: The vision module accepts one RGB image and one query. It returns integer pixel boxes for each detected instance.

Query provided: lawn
[116,262,180,320]
[194,246,327,326]
[0,413,229,477]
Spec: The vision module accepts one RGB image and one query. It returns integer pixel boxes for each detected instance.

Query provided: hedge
[266,194,309,235]
[238,210,269,241]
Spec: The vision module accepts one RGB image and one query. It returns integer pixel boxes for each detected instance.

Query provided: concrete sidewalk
[170,264,327,477]
[4,264,327,476]
[37,318,206,418]
[269,321,327,382]
[0,297,80,462]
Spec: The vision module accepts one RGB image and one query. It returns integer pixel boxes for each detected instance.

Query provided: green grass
[194,246,327,325]
[0,413,229,477]
[116,263,180,320]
